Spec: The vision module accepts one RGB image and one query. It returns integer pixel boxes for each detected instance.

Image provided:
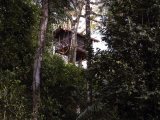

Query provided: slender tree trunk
[69,1,84,64]
[69,20,77,63]
[32,0,48,119]
[69,16,82,64]
[85,0,93,106]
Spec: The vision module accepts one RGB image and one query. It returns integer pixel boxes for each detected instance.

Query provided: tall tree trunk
[85,0,93,106]
[69,20,77,63]
[32,0,48,119]
[69,1,84,64]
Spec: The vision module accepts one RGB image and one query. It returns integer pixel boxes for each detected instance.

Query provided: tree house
[54,28,98,62]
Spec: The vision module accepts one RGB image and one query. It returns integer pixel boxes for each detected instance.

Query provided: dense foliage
[0,71,31,119]
[0,0,38,84]
[0,0,38,119]
[92,0,160,119]
[40,54,86,120]
[1,0,160,119]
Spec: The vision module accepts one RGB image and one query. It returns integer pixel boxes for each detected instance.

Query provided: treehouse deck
[54,28,98,61]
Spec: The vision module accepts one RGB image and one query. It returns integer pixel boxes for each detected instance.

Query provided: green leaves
[0,70,31,119]
[0,0,39,119]
[92,0,160,119]
[40,54,85,120]
[0,0,38,71]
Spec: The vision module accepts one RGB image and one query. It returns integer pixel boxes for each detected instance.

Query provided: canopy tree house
[54,28,98,66]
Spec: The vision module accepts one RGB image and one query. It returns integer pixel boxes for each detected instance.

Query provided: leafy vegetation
[0,71,31,119]
[90,0,160,120]
[40,54,85,120]
[0,0,160,119]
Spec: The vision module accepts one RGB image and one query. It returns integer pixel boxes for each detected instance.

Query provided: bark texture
[32,0,48,119]
[69,0,84,64]
[85,0,93,106]
[69,20,78,63]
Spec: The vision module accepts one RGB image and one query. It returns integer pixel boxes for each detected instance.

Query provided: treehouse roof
[54,28,99,42]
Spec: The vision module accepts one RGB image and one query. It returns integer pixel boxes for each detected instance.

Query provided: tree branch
[90,0,105,5]
[79,15,102,24]
[91,11,103,17]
